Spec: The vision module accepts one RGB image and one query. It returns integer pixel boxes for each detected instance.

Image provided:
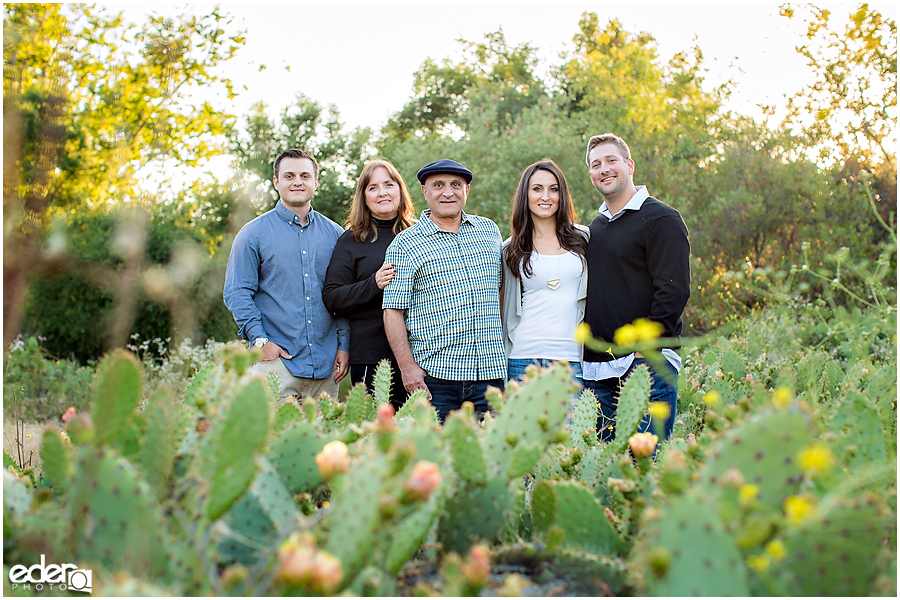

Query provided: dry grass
[3,418,60,472]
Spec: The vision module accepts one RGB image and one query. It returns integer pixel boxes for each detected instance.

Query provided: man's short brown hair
[273,149,319,178]
[585,133,631,165]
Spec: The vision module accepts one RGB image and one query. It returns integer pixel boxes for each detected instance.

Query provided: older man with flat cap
[382,158,506,422]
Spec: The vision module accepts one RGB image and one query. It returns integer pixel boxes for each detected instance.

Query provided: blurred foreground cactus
[3,326,896,595]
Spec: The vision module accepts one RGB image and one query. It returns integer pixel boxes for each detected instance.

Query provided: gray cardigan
[500,224,590,359]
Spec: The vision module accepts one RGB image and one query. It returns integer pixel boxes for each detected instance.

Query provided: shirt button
[302,251,306,254]
[306,296,310,300]
[304,273,308,277]
[309,343,312,347]
[308,320,311,324]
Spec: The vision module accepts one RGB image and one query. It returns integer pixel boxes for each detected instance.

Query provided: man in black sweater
[581,133,691,444]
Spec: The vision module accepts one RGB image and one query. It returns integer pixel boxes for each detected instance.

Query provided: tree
[780,3,897,167]
[381,29,546,145]
[3,3,245,350]
[229,95,372,224]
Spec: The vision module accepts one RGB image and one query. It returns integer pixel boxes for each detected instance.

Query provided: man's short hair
[273,149,318,179]
[585,133,631,165]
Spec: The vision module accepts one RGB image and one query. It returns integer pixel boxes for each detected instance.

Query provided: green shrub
[3,336,94,422]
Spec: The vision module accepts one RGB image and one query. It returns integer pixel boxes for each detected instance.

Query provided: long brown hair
[347,159,416,242]
[505,159,587,279]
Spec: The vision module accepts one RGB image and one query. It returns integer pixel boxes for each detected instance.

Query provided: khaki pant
[252,358,339,402]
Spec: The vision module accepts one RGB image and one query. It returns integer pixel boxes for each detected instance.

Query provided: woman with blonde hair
[324,159,416,410]
[501,158,589,386]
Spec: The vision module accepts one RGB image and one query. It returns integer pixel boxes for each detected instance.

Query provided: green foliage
[228,94,371,224]
[3,336,94,422]
[3,4,244,210]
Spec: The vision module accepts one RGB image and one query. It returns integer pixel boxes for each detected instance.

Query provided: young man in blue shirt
[224,149,349,400]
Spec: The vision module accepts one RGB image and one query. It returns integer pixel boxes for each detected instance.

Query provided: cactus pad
[634,494,750,596]
[532,480,625,555]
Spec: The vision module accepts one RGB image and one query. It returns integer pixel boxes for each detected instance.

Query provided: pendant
[547,278,560,290]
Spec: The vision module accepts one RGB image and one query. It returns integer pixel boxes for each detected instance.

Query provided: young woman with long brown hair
[501,158,589,385]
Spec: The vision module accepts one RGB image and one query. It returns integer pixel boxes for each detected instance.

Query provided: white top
[509,251,583,361]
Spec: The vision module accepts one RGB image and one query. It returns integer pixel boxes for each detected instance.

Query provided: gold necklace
[546,253,560,290]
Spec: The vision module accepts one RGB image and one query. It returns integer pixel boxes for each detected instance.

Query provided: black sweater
[323,218,398,364]
[583,196,691,363]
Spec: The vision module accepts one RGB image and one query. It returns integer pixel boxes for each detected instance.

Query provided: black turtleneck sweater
[323,217,399,364]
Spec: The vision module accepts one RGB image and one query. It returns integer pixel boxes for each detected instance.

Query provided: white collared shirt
[583,185,681,380]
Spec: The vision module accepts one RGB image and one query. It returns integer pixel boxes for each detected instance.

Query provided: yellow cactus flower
[633,318,664,341]
[773,387,792,408]
[614,318,664,347]
[614,323,639,347]
[703,390,722,406]
[747,554,771,572]
[574,323,592,344]
[648,402,670,422]
[738,484,759,505]
[783,495,816,527]
[797,443,834,476]
[765,539,786,562]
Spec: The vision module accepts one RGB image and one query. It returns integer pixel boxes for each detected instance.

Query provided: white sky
[112,1,895,187]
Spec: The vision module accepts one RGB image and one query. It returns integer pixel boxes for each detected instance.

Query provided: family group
[223,133,691,442]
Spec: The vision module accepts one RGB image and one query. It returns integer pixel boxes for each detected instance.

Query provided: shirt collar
[419,209,472,234]
[276,201,316,225]
[599,185,649,221]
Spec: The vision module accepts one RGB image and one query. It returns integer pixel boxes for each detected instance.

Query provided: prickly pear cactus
[273,401,302,433]
[39,429,71,494]
[345,382,376,426]
[3,470,31,523]
[324,451,388,586]
[216,456,300,566]
[548,548,630,594]
[609,364,651,447]
[569,388,599,450]
[718,348,747,380]
[482,364,571,475]
[267,421,332,493]
[531,480,625,555]
[194,377,271,519]
[632,493,750,596]
[443,412,488,484]
[828,391,887,468]
[138,386,177,498]
[699,408,813,511]
[772,494,888,596]
[383,478,448,574]
[396,392,438,425]
[92,349,143,447]
[372,359,394,406]
[68,449,171,580]
[182,364,215,408]
[438,473,511,554]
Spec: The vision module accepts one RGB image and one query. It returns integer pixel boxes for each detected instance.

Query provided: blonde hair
[347,159,416,242]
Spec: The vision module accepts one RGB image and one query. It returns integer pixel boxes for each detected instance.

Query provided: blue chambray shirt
[382,210,506,381]
[224,202,349,379]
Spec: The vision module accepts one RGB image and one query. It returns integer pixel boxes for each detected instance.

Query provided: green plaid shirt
[383,210,507,381]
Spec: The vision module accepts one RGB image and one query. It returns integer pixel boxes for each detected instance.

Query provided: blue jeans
[583,358,678,443]
[423,375,504,424]
[507,358,583,388]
